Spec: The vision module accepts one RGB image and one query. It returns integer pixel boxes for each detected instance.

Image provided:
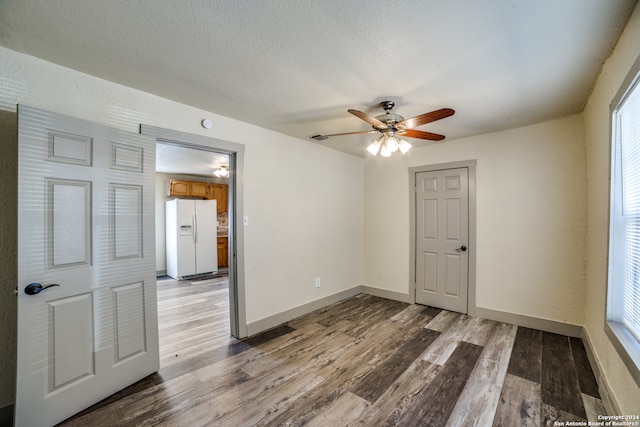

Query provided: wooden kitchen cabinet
[168,179,209,198]
[217,237,228,268]
[168,179,191,196]
[168,179,228,213]
[208,184,228,212]
[190,181,209,198]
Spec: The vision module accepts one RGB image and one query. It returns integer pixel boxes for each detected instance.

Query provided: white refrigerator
[166,199,218,279]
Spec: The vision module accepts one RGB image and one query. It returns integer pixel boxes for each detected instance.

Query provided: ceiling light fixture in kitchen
[213,166,229,178]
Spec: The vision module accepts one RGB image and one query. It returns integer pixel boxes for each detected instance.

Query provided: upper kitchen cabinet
[208,184,228,212]
[168,179,190,196]
[169,179,209,199]
[168,179,208,198]
[167,179,228,213]
[191,181,209,198]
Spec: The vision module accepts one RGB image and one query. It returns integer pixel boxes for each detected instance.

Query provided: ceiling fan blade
[324,130,379,137]
[397,108,455,129]
[348,109,387,129]
[400,129,446,141]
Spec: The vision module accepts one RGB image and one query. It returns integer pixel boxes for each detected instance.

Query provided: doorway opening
[155,142,233,366]
[141,124,246,340]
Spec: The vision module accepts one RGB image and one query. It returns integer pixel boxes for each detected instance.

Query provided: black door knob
[25,283,60,295]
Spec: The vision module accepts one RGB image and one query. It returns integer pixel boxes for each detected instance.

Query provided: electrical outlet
[315,277,321,288]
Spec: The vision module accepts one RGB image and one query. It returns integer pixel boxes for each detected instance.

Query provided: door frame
[140,125,247,338]
[409,160,477,316]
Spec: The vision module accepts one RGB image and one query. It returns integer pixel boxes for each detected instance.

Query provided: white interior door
[415,167,469,313]
[15,105,159,426]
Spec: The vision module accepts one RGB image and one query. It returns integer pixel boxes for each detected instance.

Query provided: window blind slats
[613,76,640,346]
[622,220,640,342]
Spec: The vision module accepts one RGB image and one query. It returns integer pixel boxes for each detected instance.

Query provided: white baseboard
[246,288,583,338]
[581,328,621,415]
[361,286,410,303]
[245,286,363,336]
[362,292,583,338]
[474,307,583,337]
[359,289,583,338]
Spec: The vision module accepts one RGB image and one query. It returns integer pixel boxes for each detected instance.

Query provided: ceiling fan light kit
[367,133,412,156]
[321,101,455,157]
[213,166,229,178]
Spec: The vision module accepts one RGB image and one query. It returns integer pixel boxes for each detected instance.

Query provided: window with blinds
[608,57,640,385]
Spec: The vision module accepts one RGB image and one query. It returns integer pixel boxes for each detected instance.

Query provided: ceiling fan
[314,101,455,156]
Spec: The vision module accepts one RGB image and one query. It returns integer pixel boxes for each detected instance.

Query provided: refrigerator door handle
[193,212,197,244]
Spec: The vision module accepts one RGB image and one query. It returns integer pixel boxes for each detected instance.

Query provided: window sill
[605,320,640,388]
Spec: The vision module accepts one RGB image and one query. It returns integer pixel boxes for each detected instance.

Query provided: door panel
[16,105,159,426]
[48,179,92,268]
[111,184,143,260]
[423,199,438,239]
[415,168,469,313]
[50,294,94,389]
[46,129,93,166]
[112,282,146,362]
[422,252,438,292]
[445,198,461,240]
[445,254,461,295]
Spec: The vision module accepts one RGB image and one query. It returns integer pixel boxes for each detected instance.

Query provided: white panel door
[16,105,159,427]
[415,168,469,313]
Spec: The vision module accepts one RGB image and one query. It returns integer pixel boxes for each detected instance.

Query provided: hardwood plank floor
[59,276,607,426]
[541,332,587,419]
[507,326,542,383]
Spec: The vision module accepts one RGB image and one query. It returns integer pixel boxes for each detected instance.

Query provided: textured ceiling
[156,142,229,176]
[0,0,637,156]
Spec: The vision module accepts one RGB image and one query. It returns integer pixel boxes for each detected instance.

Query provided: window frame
[606,52,640,389]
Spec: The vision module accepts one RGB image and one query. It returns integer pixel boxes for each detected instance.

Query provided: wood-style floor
[60,276,607,426]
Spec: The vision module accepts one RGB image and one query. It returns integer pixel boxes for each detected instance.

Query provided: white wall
[0,46,364,407]
[583,3,640,414]
[364,113,587,325]
[243,131,364,322]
